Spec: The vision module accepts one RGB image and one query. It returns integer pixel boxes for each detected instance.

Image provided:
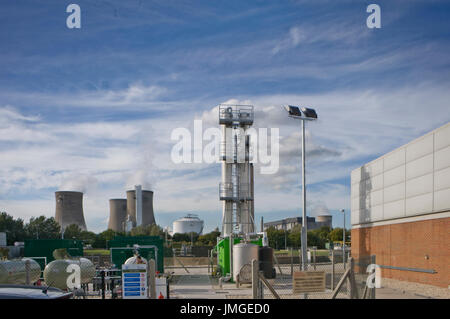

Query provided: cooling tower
[55,191,87,231]
[316,215,332,228]
[126,189,156,227]
[108,199,127,232]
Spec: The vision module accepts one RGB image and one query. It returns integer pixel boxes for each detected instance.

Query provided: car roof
[0,285,73,299]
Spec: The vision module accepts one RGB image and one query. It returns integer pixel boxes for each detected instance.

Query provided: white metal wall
[351,122,450,226]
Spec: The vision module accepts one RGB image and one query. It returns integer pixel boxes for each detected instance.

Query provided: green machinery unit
[108,236,164,273]
[216,237,262,277]
[24,239,84,271]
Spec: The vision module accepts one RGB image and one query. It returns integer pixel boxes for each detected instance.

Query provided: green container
[108,236,164,273]
[24,239,83,271]
[216,237,262,278]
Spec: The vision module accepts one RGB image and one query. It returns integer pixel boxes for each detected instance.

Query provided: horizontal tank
[232,243,259,283]
[316,215,332,228]
[172,214,204,235]
[125,256,147,264]
[43,258,95,290]
[0,258,41,284]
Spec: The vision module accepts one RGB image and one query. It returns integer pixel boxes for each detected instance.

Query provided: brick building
[351,122,450,288]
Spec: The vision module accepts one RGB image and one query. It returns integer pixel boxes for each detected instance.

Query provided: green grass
[84,249,110,256]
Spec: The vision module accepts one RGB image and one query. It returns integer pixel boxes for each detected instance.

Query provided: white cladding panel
[383,166,405,187]
[435,124,450,150]
[435,166,450,191]
[351,122,450,226]
[434,146,450,171]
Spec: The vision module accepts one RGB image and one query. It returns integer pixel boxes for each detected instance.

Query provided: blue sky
[0,0,449,233]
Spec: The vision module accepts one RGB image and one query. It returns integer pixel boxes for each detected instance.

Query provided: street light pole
[284,105,317,272]
[301,119,308,271]
[341,209,345,269]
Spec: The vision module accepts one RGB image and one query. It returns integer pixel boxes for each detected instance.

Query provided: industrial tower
[219,104,255,237]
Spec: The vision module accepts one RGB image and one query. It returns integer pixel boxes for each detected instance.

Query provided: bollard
[313,248,316,271]
[149,259,156,299]
[331,250,335,290]
[101,270,105,300]
[252,259,258,299]
[290,248,293,276]
[25,259,31,285]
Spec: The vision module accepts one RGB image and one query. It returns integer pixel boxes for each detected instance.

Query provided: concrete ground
[168,266,446,299]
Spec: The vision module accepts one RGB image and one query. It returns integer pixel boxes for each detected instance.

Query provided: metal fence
[252,250,376,299]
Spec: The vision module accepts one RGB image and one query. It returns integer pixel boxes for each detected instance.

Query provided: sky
[0,0,449,233]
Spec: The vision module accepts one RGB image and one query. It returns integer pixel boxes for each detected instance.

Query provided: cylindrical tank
[232,243,259,282]
[172,214,204,235]
[316,215,332,228]
[126,190,155,227]
[259,246,275,279]
[108,199,127,232]
[124,256,148,264]
[55,191,87,231]
[43,258,95,290]
[0,258,41,284]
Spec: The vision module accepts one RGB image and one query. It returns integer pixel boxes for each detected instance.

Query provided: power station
[126,187,156,229]
[108,199,127,232]
[54,191,87,231]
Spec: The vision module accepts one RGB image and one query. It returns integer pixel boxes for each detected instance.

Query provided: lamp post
[284,105,318,271]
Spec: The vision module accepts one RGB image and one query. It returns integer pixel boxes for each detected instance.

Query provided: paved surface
[170,267,224,299]
[168,266,440,299]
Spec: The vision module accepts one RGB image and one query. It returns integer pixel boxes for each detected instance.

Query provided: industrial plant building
[351,122,450,288]
[263,215,333,232]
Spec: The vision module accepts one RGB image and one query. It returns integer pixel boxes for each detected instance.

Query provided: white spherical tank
[172,214,204,235]
[232,243,259,282]
[125,256,147,264]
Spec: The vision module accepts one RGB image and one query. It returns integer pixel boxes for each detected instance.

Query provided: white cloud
[0,82,448,232]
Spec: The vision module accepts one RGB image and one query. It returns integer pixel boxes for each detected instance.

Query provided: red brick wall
[351,216,450,288]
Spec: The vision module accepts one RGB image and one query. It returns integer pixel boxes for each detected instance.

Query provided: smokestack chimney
[55,191,87,231]
[126,189,155,228]
[108,199,127,232]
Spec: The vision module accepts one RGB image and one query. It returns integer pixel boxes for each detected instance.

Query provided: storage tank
[316,215,332,228]
[108,199,127,232]
[55,191,87,231]
[259,246,276,279]
[172,214,204,235]
[126,189,155,227]
[0,258,41,284]
[125,256,148,264]
[232,243,259,282]
[43,258,95,290]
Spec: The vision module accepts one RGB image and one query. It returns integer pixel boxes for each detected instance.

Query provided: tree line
[0,212,166,249]
[1,211,350,250]
[0,211,220,249]
[266,225,350,250]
